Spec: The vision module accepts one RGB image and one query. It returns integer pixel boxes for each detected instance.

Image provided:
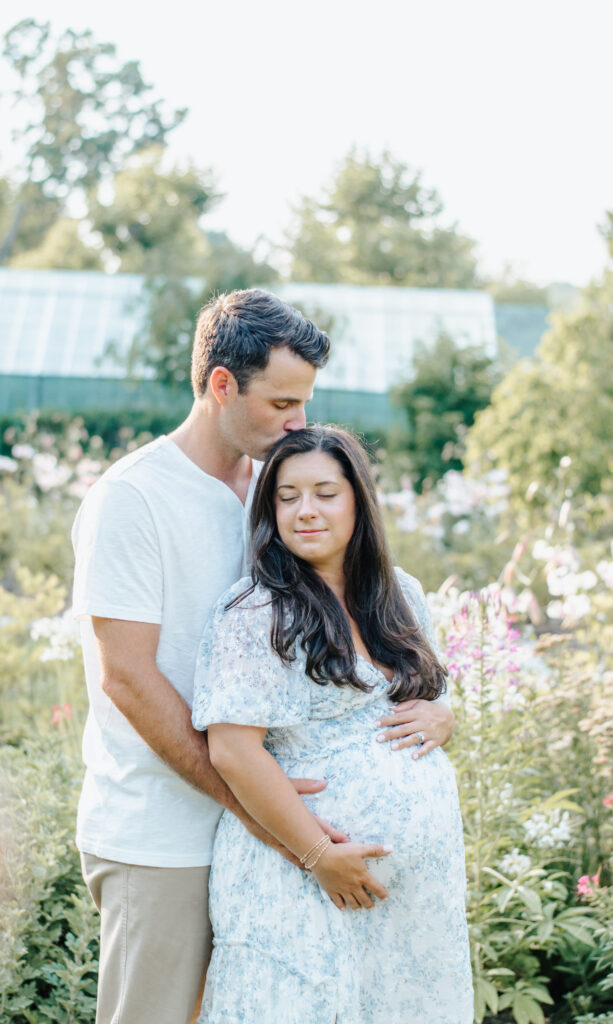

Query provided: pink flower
[603,794,613,808]
[52,703,73,725]
[577,875,593,896]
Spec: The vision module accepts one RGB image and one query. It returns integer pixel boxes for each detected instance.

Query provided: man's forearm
[103,664,241,812]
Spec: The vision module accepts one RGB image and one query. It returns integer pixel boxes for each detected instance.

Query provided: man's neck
[168,401,251,502]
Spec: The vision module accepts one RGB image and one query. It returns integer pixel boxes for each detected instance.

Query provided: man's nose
[284,407,307,432]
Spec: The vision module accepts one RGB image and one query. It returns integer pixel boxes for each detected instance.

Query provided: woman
[192,426,473,1023]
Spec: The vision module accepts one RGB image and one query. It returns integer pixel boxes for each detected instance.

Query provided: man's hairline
[198,343,322,399]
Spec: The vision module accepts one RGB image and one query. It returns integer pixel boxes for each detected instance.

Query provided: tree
[285,150,479,288]
[394,334,500,490]
[486,264,549,305]
[120,232,278,387]
[9,217,103,270]
[1,19,186,264]
[465,271,613,505]
[89,147,219,275]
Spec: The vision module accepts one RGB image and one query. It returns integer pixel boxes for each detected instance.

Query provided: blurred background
[0,4,612,1023]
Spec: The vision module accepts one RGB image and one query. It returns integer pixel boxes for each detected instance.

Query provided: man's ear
[209,366,239,406]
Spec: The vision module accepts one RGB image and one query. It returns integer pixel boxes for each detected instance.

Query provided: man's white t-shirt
[72,436,256,867]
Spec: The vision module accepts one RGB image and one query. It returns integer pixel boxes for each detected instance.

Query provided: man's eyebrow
[272,392,314,403]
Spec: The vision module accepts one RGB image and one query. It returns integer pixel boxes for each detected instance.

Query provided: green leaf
[513,993,546,1024]
[518,886,542,916]
[558,920,596,946]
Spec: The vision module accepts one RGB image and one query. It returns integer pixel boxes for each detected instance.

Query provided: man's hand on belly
[290,777,350,845]
[374,698,454,758]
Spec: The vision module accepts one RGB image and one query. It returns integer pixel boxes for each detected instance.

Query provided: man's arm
[92,617,343,860]
[93,617,232,802]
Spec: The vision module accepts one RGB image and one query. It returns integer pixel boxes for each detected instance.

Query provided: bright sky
[1,0,612,286]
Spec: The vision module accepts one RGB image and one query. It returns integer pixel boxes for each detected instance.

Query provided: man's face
[225,347,317,460]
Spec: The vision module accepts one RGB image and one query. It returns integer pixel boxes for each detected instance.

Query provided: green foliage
[486,266,549,306]
[0,740,99,1023]
[285,148,479,288]
[435,586,613,1022]
[126,237,277,385]
[0,180,62,264]
[1,416,612,1022]
[466,272,613,510]
[89,146,219,275]
[393,333,500,490]
[2,19,185,197]
[0,19,186,268]
[9,218,103,270]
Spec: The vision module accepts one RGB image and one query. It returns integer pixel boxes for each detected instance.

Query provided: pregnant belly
[277,735,462,875]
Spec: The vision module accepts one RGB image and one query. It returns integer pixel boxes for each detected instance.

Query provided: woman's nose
[297,496,317,518]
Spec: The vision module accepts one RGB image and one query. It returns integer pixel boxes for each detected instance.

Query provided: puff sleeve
[192,580,310,730]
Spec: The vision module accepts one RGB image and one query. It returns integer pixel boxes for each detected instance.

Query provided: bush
[0,740,99,1023]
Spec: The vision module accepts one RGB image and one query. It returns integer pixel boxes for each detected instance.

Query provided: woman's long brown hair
[230,425,447,702]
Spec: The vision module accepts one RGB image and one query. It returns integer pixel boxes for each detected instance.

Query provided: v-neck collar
[163,436,255,510]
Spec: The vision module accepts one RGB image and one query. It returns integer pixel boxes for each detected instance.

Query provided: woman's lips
[296,528,326,534]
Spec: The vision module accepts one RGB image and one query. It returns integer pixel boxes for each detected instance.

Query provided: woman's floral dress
[192,568,473,1024]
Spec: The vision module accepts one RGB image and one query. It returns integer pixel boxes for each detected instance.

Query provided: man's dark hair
[191,289,330,397]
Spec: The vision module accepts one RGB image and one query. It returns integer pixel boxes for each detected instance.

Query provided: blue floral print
[193,568,473,1023]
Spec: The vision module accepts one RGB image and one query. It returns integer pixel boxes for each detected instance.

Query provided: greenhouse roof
[0,269,500,392]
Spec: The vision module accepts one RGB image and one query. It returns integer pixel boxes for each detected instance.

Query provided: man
[72,288,454,1024]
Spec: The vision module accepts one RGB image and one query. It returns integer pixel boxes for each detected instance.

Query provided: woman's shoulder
[210,577,275,630]
[393,566,427,603]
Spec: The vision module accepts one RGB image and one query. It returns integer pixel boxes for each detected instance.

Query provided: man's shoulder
[98,436,170,486]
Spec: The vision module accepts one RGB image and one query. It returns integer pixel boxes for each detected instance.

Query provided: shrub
[0,740,99,1023]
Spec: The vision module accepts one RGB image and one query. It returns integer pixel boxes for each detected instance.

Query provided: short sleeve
[72,479,163,624]
[192,583,310,730]
[395,567,450,705]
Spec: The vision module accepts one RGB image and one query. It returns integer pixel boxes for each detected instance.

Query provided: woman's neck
[315,567,346,609]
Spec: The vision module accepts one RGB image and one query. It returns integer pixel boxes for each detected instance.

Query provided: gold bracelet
[299,834,329,866]
[304,835,331,870]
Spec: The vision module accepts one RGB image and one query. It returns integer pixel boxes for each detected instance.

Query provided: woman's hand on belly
[374,698,454,758]
[312,842,391,911]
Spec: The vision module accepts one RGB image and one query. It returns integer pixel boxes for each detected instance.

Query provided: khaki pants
[81,853,212,1024]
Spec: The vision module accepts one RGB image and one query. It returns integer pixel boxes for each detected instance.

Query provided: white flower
[30,610,80,662]
[452,519,470,535]
[523,809,572,848]
[499,848,532,878]
[561,594,591,621]
[596,560,613,588]
[11,443,35,459]
[546,600,565,620]
[32,453,72,492]
[546,568,595,597]
[533,540,556,561]
[0,456,18,473]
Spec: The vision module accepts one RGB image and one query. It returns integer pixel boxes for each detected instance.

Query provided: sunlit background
[1,4,612,1023]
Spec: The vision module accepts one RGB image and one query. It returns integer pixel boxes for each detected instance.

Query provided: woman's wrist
[300,834,331,870]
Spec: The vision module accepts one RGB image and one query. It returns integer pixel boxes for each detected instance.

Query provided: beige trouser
[81,853,212,1024]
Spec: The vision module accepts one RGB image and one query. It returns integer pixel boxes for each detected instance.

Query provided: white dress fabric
[192,568,473,1024]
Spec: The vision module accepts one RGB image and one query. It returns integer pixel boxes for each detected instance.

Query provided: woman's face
[274,450,356,576]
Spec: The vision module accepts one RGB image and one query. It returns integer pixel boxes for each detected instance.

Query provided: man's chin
[248,437,285,461]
